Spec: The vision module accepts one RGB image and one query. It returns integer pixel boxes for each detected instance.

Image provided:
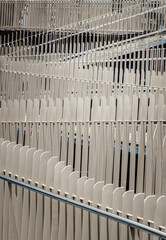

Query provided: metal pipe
[0,120,166,125]
[0,174,166,239]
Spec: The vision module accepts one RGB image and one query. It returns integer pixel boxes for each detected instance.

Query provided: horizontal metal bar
[0,120,166,125]
[0,174,166,239]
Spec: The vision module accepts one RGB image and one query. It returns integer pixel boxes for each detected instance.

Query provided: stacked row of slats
[0,0,166,239]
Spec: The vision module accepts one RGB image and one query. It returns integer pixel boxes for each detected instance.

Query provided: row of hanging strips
[0,0,166,240]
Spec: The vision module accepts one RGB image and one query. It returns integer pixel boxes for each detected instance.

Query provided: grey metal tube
[0,174,165,239]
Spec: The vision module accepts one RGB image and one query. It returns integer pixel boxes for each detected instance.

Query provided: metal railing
[0,174,166,239]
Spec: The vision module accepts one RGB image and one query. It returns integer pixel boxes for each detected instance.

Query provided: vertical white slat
[124,68,129,86]
[52,122,61,160]
[0,122,3,139]
[66,171,79,240]
[27,99,33,122]
[136,121,145,193]
[142,196,157,240]
[19,99,26,122]
[83,96,91,121]
[10,122,16,143]
[1,141,13,240]
[123,95,131,120]
[82,178,95,240]
[9,142,23,240]
[28,150,43,240]
[129,121,136,191]
[155,122,162,196]
[109,187,125,240]
[46,107,54,122]
[157,94,164,120]
[18,146,29,180]
[35,152,51,240]
[38,123,45,150]
[105,122,114,184]
[63,97,70,121]
[9,144,23,232]
[41,98,47,109]
[145,122,153,196]
[21,147,36,240]
[52,107,57,123]
[152,123,158,194]
[1,100,7,121]
[2,178,10,240]
[91,181,104,240]
[7,100,14,121]
[70,97,77,121]
[117,95,123,120]
[31,122,38,150]
[14,99,19,122]
[23,147,36,181]
[101,96,107,109]
[48,98,54,108]
[113,122,121,188]
[40,105,47,123]
[104,106,110,121]
[50,161,65,240]
[100,184,113,240]
[153,196,166,239]
[131,95,138,120]
[0,141,10,174]
[97,106,101,121]
[139,94,148,121]
[148,94,155,121]
[68,123,74,166]
[120,190,134,240]
[128,85,134,109]
[75,176,87,240]
[101,96,107,121]
[77,97,84,121]
[162,136,166,195]
[56,98,62,122]
[75,122,81,171]
[133,193,145,240]
[5,142,16,175]
[61,122,68,164]
[40,74,45,99]
[155,88,160,110]
[82,122,89,176]
[42,156,58,240]
[121,122,129,189]
[58,165,72,240]
[96,122,106,182]
[8,187,20,240]
[91,96,99,121]
[0,101,6,122]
